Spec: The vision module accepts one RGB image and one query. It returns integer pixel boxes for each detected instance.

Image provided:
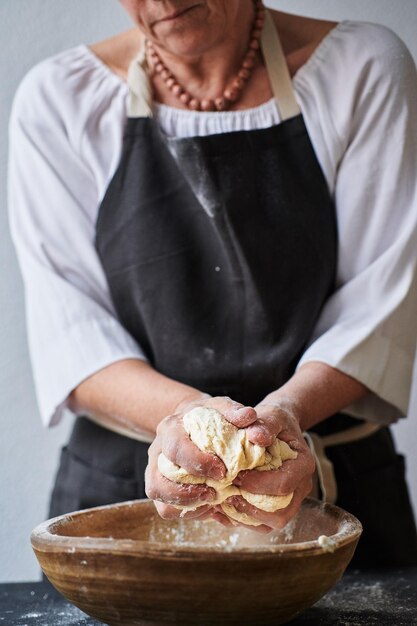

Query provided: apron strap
[320,421,381,448]
[305,422,383,504]
[127,9,300,120]
[262,10,301,121]
[127,37,153,118]
[304,432,338,504]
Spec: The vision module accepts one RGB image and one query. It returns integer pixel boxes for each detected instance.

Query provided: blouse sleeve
[296,24,417,423]
[8,59,148,428]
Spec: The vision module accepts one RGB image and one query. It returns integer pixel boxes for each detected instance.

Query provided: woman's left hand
[228,403,315,530]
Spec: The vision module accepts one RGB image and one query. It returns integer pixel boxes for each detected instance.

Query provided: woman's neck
[150,3,255,103]
[89,10,338,110]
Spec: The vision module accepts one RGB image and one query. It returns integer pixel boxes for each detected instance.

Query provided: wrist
[258,394,304,426]
[174,391,212,414]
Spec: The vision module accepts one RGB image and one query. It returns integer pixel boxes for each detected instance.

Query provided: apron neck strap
[127,37,153,118]
[262,10,301,121]
[127,9,300,120]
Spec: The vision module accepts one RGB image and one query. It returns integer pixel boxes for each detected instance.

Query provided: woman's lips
[156,4,201,24]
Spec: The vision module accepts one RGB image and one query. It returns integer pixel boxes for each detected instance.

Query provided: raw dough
[158,406,297,526]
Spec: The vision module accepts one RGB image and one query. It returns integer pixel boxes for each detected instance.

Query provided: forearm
[68,359,206,436]
[261,361,369,431]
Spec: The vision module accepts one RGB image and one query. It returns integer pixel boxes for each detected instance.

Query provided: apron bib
[95,12,337,405]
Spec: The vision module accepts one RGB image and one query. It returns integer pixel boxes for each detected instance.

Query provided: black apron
[49,11,417,568]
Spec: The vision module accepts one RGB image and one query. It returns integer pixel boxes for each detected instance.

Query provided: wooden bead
[232,77,245,90]
[243,57,255,69]
[155,63,164,74]
[161,69,171,80]
[201,99,215,111]
[189,98,200,110]
[179,92,191,105]
[224,87,239,102]
[166,77,176,88]
[252,29,262,39]
[250,39,260,50]
[255,18,264,29]
[172,84,184,96]
[214,97,226,111]
[238,68,251,80]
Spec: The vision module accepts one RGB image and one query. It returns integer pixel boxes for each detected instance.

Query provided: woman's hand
[145,395,258,520]
[229,403,315,530]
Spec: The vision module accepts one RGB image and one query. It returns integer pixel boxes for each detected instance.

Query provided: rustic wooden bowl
[31,498,362,625]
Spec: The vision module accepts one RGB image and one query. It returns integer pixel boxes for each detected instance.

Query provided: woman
[9,0,417,567]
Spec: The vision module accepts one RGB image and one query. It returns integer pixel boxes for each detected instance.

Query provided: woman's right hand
[145,395,257,520]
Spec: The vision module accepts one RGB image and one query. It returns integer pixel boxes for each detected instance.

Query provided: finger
[206,397,258,428]
[245,422,277,447]
[211,504,234,525]
[247,405,287,446]
[238,522,272,534]
[159,415,226,480]
[226,496,279,527]
[233,466,294,495]
[146,447,216,506]
[227,477,312,530]
[222,406,258,428]
[193,509,217,522]
[224,406,258,428]
[221,501,273,533]
[245,405,300,447]
[265,477,313,528]
[234,451,315,495]
[153,501,212,520]
[148,476,216,506]
[211,511,235,527]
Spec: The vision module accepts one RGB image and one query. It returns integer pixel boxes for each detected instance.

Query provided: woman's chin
[152,6,218,53]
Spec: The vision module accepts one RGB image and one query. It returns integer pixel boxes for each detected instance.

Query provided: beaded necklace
[146,0,265,112]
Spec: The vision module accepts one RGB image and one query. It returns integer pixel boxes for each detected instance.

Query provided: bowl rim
[31,497,362,559]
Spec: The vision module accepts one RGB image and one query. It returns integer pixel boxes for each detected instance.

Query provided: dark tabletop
[1,568,416,626]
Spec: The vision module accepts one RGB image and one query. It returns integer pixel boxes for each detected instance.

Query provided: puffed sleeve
[8,54,148,427]
[296,23,417,423]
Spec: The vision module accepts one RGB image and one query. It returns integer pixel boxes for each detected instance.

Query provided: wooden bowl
[31,498,362,625]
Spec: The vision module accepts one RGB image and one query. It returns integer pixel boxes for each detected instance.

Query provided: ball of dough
[158,407,297,526]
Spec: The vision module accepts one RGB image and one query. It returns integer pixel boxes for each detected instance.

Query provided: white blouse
[8,20,417,429]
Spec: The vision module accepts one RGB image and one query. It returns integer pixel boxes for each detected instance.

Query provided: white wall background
[0,0,416,582]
